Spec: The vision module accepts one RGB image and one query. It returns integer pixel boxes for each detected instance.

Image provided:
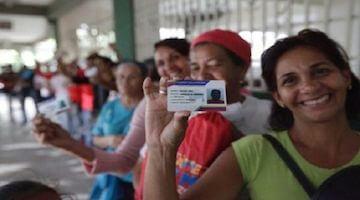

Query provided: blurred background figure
[85,53,116,113]
[0,64,19,122]
[33,62,55,103]
[14,65,37,124]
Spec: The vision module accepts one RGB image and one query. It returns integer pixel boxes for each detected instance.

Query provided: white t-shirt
[190,95,272,134]
[50,74,71,97]
[221,95,272,134]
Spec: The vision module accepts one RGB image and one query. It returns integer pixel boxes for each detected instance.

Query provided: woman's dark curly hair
[154,38,190,57]
[261,29,360,131]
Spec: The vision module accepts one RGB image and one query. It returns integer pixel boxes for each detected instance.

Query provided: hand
[143,77,190,150]
[32,115,74,149]
[109,135,125,148]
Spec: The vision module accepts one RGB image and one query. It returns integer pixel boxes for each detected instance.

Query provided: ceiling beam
[0,0,87,19]
[0,3,47,16]
[47,0,86,19]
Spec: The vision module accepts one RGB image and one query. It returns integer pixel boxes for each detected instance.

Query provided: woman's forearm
[93,135,124,149]
[144,146,179,200]
[93,136,110,149]
[63,139,95,163]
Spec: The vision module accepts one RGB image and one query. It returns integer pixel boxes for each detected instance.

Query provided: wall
[57,0,113,60]
[133,0,160,61]
[148,0,360,88]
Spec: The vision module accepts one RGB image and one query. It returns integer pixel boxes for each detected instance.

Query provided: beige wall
[58,0,113,61]
[134,0,160,61]
[58,0,161,62]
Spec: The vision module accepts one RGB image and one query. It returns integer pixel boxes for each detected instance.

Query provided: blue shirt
[92,97,135,182]
[92,98,134,136]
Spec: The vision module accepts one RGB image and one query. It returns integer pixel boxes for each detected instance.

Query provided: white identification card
[167,80,227,111]
[38,98,70,118]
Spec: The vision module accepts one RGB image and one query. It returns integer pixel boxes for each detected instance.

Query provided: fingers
[32,128,53,144]
[32,114,45,125]
[32,116,53,130]
[184,76,192,80]
[143,77,170,100]
[33,131,49,144]
[31,116,63,144]
[159,77,169,96]
[171,75,183,81]
[173,111,190,133]
[32,123,56,139]
[143,77,156,99]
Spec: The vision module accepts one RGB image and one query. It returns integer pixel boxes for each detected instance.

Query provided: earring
[278,103,285,108]
[348,84,352,90]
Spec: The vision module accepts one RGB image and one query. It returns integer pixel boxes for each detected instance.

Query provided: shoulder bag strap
[263,134,316,197]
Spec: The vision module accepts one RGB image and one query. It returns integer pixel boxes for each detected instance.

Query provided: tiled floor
[0,93,93,199]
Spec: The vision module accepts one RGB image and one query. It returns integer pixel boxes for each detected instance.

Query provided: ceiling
[0,0,84,47]
[0,0,56,6]
[0,14,48,45]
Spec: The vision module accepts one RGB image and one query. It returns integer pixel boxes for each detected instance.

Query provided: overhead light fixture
[0,21,12,30]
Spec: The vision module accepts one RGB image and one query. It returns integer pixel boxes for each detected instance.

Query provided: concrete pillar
[48,18,60,49]
[113,0,135,59]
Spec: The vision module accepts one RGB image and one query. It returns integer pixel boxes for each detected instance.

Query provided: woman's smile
[300,93,331,107]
